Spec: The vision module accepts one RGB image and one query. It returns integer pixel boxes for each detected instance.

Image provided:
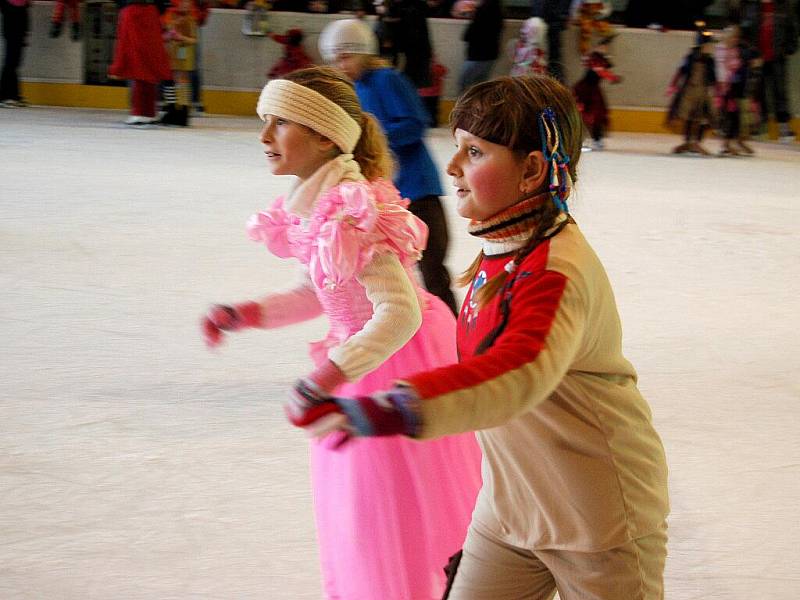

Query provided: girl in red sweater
[290,75,670,600]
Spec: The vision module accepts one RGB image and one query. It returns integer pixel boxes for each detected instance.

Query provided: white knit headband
[256,79,362,154]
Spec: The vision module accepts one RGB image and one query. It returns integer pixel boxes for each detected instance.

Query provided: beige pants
[448,521,668,600]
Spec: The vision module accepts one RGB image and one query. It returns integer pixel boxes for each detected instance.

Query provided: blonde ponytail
[354,112,394,181]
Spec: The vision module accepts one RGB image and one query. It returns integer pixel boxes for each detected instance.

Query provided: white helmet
[521,17,547,44]
[318,18,378,63]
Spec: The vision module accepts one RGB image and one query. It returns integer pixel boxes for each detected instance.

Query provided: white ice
[1,108,799,599]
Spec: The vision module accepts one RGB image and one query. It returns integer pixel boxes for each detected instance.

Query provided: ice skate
[719,140,740,156]
[778,124,796,144]
[159,104,189,126]
[124,115,157,126]
[671,142,692,154]
[736,139,754,155]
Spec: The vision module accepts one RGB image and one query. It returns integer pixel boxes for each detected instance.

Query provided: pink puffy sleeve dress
[248,178,482,600]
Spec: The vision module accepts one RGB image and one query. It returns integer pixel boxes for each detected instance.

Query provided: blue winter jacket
[355,67,443,201]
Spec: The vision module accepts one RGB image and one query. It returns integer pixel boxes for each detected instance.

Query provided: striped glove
[287,385,422,439]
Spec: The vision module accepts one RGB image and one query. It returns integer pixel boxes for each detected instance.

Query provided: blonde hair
[451,75,582,308]
[362,55,392,70]
[284,66,393,181]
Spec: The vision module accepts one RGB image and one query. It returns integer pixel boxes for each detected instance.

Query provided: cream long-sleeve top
[402,220,669,551]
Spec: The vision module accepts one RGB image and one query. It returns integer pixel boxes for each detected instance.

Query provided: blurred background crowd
[2,0,798,148]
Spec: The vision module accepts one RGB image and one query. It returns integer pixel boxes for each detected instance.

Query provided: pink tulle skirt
[310,294,483,600]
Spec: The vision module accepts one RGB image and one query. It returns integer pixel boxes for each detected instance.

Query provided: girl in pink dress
[201,66,482,600]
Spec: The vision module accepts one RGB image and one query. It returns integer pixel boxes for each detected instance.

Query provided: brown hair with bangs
[450,75,582,180]
[450,75,583,307]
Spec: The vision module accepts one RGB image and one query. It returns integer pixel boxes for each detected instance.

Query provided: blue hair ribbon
[538,107,572,213]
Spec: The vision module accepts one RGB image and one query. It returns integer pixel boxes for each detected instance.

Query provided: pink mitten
[285,360,346,422]
[201,301,263,348]
[286,361,350,447]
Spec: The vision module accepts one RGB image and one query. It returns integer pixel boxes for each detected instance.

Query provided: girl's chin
[456,199,475,220]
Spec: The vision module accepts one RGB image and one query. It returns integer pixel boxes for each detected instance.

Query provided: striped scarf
[467,193,550,255]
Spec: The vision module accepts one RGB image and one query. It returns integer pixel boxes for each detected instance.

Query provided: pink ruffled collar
[247,179,428,290]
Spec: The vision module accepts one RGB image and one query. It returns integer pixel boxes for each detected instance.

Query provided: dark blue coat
[355,67,443,201]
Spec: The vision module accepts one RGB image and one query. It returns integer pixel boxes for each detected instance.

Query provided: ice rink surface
[2,108,799,599]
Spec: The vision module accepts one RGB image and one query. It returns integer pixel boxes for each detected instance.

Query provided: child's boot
[174,105,190,126]
[159,103,178,125]
[71,22,81,41]
[159,82,179,124]
[160,104,189,127]
[49,21,63,38]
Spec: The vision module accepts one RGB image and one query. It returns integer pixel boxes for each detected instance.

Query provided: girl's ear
[519,150,548,195]
[315,134,338,154]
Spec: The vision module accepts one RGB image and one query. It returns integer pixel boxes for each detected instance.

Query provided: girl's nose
[259,123,272,143]
[446,157,460,177]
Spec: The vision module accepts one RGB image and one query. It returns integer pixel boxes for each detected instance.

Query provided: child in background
[573,35,621,150]
[714,24,756,155]
[201,66,481,600]
[1,0,30,108]
[266,27,313,80]
[666,26,717,155]
[570,0,613,56]
[738,0,797,142]
[742,50,763,141]
[242,0,269,36]
[49,0,80,40]
[161,0,197,126]
[109,0,173,125]
[510,16,548,77]
[320,18,459,316]
[291,74,670,599]
[417,56,447,126]
[189,0,209,114]
[456,0,504,93]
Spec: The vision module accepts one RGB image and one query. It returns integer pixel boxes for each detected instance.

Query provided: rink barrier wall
[20,81,800,139]
[13,3,800,137]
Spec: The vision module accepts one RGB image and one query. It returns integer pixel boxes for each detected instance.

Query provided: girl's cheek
[467,164,492,195]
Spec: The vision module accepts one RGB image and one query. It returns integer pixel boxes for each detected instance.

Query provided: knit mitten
[289,385,422,438]
[201,301,263,347]
[286,377,344,427]
[286,360,347,422]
